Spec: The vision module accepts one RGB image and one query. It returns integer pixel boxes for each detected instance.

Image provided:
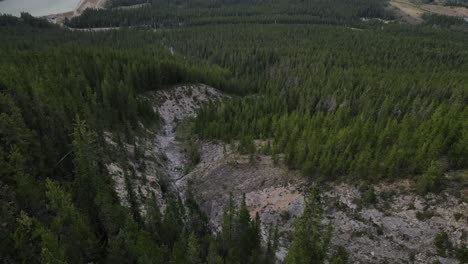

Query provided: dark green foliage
[456,244,468,263]
[264,225,280,264]
[106,217,164,263]
[286,187,332,264]
[161,197,185,249]
[443,0,468,7]
[185,190,210,252]
[330,246,349,264]
[45,179,99,263]
[2,0,468,262]
[238,135,256,155]
[13,211,67,264]
[207,238,224,264]
[205,193,274,264]
[423,13,468,27]
[187,232,203,264]
[433,231,468,263]
[238,194,261,263]
[0,17,245,263]
[66,0,393,28]
[11,179,100,264]
[416,209,435,221]
[20,12,53,28]
[362,189,377,206]
[186,139,201,170]
[434,231,451,257]
[0,184,18,263]
[416,160,446,195]
[72,118,104,226]
[106,0,149,8]
[145,193,162,242]
[179,24,468,181]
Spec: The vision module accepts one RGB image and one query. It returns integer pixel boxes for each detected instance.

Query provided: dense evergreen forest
[167,24,468,186]
[66,0,394,28]
[1,0,468,261]
[423,13,468,28]
[443,0,468,8]
[106,0,149,8]
[0,15,287,263]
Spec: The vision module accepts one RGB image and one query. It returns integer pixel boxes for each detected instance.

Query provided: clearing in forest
[390,0,468,23]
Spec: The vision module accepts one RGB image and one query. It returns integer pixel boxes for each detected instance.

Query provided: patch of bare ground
[183,138,468,263]
[389,3,424,24]
[324,178,468,263]
[104,130,168,214]
[421,4,468,17]
[184,142,306,261]
[44,0,107,24]
[390,0,425,24]
[104,84,225,214]
[103,83,467,263]
[74,0,107,15]
[390,0,468,24]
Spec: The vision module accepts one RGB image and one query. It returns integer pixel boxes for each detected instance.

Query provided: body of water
[0,0,79,17]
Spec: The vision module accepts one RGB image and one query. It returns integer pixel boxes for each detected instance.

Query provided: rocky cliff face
[105,84,467,264]
[323,180,467,264]
[104,84,224,213]
[184,142,306,261]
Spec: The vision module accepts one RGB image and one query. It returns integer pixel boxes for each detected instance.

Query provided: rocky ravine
[183,142,306,260]
[152,84,224,194]
[105,84,224,212]
[183,141,467,263]
[105,84,467,263]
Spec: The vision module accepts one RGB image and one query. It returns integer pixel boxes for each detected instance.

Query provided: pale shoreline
[44,0,107,24]
[73,0,107,16]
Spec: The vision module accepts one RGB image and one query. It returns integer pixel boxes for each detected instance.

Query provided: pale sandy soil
[390,0,468,24]
[44,0,107,24]
[421,4,468,17]
[74,0,107,15]
[390,0,425,24]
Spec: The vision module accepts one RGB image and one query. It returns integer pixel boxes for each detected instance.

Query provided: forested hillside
[443,0,468,7]
[1,0,467,261]
[0,15,277,263]
[156,24,468,187]
[66,0,394,28]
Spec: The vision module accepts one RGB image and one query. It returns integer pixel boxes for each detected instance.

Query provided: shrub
[362,188,377,205]
[330,246,349,264]
[416,210,435,221]
[455,244,468,263]
[416,161,446,195]
[434,231,451,257]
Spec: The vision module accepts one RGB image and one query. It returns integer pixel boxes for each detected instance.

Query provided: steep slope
[324,179,467,263]
[105,84,224,212]
[184,140,467,263]
[105,83,467,263]
[184,142,306,260]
